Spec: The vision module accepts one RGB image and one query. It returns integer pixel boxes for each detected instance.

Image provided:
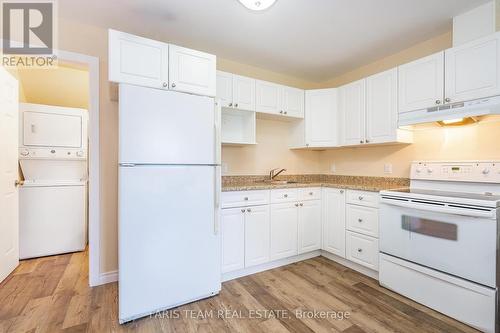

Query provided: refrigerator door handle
[214,166,221,235]
[214,101,221,165]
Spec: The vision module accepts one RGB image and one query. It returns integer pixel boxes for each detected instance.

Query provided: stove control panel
[411,161,500,183]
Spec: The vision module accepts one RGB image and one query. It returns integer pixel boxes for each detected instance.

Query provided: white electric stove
[379,161,499,333]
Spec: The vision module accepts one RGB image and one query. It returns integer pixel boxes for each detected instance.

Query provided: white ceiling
[59,0,490,82]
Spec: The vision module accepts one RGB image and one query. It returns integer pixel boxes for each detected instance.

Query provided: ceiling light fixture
[238,0,277,11]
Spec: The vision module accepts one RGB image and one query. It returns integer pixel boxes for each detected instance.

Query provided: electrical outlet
[384,163,393,174]
[222,163,229,174]
[330,163,336,173]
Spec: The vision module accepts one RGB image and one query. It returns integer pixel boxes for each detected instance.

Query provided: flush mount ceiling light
[238,0,277,11]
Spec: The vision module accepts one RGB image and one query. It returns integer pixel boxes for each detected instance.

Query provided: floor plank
[0,250,481,333]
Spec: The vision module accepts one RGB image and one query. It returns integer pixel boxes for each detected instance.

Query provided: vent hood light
[437,117,478,127]
[238,0,276,11]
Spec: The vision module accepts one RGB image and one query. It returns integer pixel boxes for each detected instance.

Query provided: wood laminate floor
[0,250,479,333]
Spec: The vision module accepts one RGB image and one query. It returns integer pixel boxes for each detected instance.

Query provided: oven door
[380,196,497,288]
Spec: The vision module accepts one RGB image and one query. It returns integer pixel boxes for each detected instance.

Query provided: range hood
[399,95,500,126]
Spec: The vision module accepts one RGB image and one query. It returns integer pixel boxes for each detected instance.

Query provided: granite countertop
[222,175,409,193]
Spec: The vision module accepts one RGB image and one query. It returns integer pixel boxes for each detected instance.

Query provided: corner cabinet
[108,29,216,97]
[108,29,169,90]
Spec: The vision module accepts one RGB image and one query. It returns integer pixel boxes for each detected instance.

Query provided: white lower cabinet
[298,200,322,254]
[322,188,346,257]
[244,205,270,267]
[270,202,298,260]
[221,208,245,273]
[346,231,379,271]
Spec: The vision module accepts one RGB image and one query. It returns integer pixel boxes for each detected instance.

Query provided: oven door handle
[380,197,496,219]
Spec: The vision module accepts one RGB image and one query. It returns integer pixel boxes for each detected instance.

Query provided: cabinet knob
[229,103,233,107]
[299,203,303,207]
[284,194,288,198]
[241,209,245,213]
[171,83,176,88]
[358,218,363,223]
[340,190,344,194]
[247,208,251,212]
[162,82,168,88]
[358,196,364,200]
[435,100,441,105]
[235,103,238,107]
[309,192,313,195]
[444,97,451,103]
[357,248,363,253]
[295,203,299,207]
[360,140,364,144]
[365,139,370,143]
[244,197,249,201]
[280,110,283,114]
[284,111,287,115]
[306,144,309,147]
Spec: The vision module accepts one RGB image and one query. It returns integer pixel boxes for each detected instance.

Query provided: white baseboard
[321,251,379,280]
[222,250,322,282]
[97,270,118,285]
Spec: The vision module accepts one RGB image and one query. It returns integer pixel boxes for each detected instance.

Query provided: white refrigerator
[118,84,221,323]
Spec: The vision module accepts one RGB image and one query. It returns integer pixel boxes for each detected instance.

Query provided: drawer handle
[244,197,249,201]
[247,208,251,213]
[309,192,313,195]
[357,248,363,253]
[358,196,364,200]
[284,194,288,198]
[358,218,363,223]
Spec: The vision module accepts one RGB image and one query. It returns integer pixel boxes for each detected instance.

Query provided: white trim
[222,251,321,282]
[1,40,102,287]
[321,251,379,280]
[99,270,118,285]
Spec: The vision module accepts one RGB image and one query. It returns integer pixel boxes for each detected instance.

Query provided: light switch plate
[384,163,393,174]
[330,163,336,173]
[222,162,229,174]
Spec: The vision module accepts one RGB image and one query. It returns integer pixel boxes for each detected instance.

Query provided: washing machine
[18,103,88,259]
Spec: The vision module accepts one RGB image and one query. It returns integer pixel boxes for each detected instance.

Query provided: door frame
[1,42,102,286]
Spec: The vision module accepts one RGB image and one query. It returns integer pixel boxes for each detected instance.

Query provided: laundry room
[7,64,90,260]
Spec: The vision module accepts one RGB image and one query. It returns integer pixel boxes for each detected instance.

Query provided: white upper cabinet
[282,87,305,118]
[322,188,346,258]
[340,79,366,146]
[221,208,245,273]
[169,44,216,97]
[366,68,399,144]
[216,71,256,111]
[108,29,169,89]
[244,205,270,268]
[216,71,233,108]
[398,52,445,113]
[255,80,282,115]
[304,89,339,147]
[298,200,322,254]
[445,32,500,103]
[232,75,256,111]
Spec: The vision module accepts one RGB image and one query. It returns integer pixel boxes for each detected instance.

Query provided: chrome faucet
[269,168,287,181]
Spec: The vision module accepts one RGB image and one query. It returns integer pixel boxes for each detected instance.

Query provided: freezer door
[119,165,221,323]
[119,84,217,165]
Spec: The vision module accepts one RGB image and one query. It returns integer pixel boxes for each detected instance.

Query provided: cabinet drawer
[221,190,269,208]
[346,204,379,238]
[346,231,379,271]
[346,190,379,208]
[298,187,321,201]
[271,189,298,203]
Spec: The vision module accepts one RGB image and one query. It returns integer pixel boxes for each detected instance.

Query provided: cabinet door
[216,71,233,108]
[340,79,366,146]
[298,200,322,254]
[244,205,270,267]
[305,88,339,147]
[233,75,256,111]
[282,86,305,118]
[270,203,298,260]
[221,208,245,273]
[445,32,500,103]
[398,52,444,112]
[108,29,168,89]
[366,68,398,144]
[255,80,281,115]
[169,44,216,97]
[322,188,346,258]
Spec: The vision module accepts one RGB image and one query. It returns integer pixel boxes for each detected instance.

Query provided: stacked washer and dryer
[18,103,88,259]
